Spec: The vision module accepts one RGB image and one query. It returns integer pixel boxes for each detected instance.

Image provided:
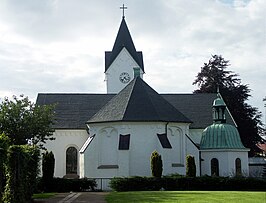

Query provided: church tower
[105,12,144,93]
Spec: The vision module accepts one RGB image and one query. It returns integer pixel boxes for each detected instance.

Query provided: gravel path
[34,192,108,203]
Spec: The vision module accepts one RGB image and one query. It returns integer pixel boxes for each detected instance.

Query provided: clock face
[119,72,131,84]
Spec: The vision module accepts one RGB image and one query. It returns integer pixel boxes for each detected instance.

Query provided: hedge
[0,133,10,203]
[36,177,97,192]
[109,176,266,192]
[2,145,40,203]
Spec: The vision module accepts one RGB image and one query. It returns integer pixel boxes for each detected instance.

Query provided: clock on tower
[119,72,131,84]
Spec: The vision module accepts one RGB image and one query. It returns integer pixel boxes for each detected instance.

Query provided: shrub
[2,145,40,203]
[151,151,163,178]
[42,151,55,192]
[186,155,196,177]
[109,176,266,192]
[24,146,40,201]
[0,133,10,203]
[36,177,97,192]
[109,177,163,191]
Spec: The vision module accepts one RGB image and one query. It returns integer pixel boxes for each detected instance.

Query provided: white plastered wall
[201,150,249,177]
[105,48,144,94]
[81,122,190,178]
[43,129,89,177]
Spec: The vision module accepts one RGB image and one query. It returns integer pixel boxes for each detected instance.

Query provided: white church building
[36,15,249,183]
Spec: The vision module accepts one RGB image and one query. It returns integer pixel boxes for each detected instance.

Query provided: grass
[32,193,56,199]
[106,191,266,203]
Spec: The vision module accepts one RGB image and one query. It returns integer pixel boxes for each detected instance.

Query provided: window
[157,133,172,148]
[211,158,219,176]
[235,158,242,176]
[118,134,130,150]
[66,147,77,174]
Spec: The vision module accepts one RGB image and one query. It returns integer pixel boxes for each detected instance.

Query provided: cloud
[0,0,265,121]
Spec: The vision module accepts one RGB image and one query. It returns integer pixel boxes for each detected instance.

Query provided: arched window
[211,158,219,176]
[235,158,242,176]
[66,147,77,174]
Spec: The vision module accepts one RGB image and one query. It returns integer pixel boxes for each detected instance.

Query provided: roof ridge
[122,79,137,120]
[141,80,168,121]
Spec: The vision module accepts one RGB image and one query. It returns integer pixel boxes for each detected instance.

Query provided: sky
[0,0,265,123]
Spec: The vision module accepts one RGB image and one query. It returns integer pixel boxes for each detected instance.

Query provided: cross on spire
[120,4,127,18]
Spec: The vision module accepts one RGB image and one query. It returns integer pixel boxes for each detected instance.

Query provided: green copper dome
[200,123,245,149]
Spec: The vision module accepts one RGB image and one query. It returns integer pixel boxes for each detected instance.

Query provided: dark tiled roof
[162,94,235,129]
[88,77,192,124]
[36,94,115,129]
[105,18,144,72]
[36,91,235,129]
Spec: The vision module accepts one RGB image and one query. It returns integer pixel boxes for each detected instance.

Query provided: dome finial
[213,93,226,124]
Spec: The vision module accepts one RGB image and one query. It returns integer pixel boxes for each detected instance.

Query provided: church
[36,12,249,185]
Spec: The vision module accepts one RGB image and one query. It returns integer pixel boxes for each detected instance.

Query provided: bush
[151,151,163,178]
[110,177,163,192]
[109,176,266,192]
[36,177,97,192]
[0,133,10,203]
[186,155,196,177]
[42,151,55,192]
[2,145,40,203]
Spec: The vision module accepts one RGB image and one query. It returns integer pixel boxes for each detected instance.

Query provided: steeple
[105,17,144,73]
[104,11,145,94]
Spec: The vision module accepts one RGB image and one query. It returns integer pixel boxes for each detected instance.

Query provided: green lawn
[106,191,266,203]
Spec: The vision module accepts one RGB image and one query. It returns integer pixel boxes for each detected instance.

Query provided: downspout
[185,134,202,176]
[165,122,169,135]
[199,151,202,176]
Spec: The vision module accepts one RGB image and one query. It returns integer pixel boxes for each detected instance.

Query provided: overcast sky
[0,0,265,123]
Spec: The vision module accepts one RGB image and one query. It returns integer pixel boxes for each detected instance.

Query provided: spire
[105,17,144,72]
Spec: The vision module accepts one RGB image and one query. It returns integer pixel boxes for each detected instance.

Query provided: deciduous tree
[0,95,55,148]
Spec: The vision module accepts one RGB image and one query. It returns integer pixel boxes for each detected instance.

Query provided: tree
[186,155,196,177]
[0,95,55,147]
[150,150,163,178]
[193,55,264,156]
[42,151,55,192]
